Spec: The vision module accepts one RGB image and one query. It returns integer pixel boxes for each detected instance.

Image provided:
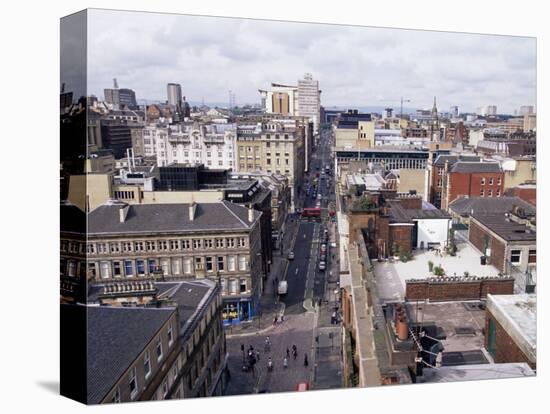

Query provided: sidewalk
[226,213,302,338]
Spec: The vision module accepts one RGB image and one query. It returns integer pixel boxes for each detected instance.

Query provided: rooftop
[62,304,176,404]
[471,213,536,242]
[450,161,502,173]
[88,201,261,236]
[449,196,535,217]
[487,294,536,363]
[374,241,500,302]
[417,362,535,383]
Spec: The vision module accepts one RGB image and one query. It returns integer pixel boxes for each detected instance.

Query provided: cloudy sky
[84,9,536,113]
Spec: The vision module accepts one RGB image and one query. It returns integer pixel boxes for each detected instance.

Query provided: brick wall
[389,225,413,254]
[397,196,422,209]
[468,219,506,272]
[405,277,514,301]
[448,171,505,206]
[485,312,536,369]
[512,187,536,207]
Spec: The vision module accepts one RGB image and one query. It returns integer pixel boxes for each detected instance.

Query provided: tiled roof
[88,201,261,236]
[470,213,536,241]
[61,304,176,404]
[449,196,535,217]
[450,161,502,173]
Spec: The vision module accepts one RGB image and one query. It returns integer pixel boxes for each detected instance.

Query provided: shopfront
[222,298,254,325]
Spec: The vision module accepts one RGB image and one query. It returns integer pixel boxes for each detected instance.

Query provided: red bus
[302,207,321,220]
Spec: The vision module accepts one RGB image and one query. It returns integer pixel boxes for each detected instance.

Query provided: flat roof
[487,294,536,363]
[417,363,535,383]
[374,241,500,302]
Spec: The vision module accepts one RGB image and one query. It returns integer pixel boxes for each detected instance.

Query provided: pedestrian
[286,348,290,358]
[268,357,273,372]
[292,344,297,353]
[256,350,261,361]
[275,277,279,285]
[293,349,297,360]
[283,356,288,369]
[304,354,309,367]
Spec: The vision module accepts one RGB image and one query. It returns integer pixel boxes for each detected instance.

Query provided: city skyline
[83,9,536,113]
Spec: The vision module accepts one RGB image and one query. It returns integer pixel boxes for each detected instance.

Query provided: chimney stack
[119,204,130,223]
[248,205,254,223]
[189,202,197,221]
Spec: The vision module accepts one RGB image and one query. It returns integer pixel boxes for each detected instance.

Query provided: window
[182,239,191,250]
[228,279,238,294]
[220,278,226,293]
[528,249,536,264]
[111,388,121,403]
[110,242,120,253]
[496,189,501,197]
[227,256,236,272]
[100,261,110,279]
[488,189,493,197]
[183,258,192,274]
[215,239,224,248]
[240,279,247,293]
[227,238,235,248]
[113,261,122,277]
[97,243,107,254]
[205,239,213,248]
[238,238,246,248]
[135,241,144,252]
[497,177,502,185]
[122,242,132,252]
[480,177,486,185]
[88,263,96,278]
[148,259,157,274]
[86,243,96,254]
[146,241,156,251]
[156,337,163,361]
[192,239,202,249]
[169,240,179,250]
[195,257,203,270]
[168,322,174,346]
[489,177,494,185]
[158,240,168,251]
[238,256,247,271]
[144,351,151,379]
[206,257,213,272]
[136,260,145,276]
[217,256,224,272]
[437,179,442,187]
[124,261,133,277]
[480,189,484,197]
[162,380,168,398]
[510,250,521,264]
[129,367,138,399]
[438,168,443,176]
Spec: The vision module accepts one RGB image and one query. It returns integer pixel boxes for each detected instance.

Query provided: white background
[0,0,547,413]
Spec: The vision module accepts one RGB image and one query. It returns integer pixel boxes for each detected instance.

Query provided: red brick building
[508,184,536,206]
[428,154,480,208]
[441,161,504,210]
[485,294,536,370]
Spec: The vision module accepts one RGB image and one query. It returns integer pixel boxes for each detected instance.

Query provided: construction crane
[379,97,411,118]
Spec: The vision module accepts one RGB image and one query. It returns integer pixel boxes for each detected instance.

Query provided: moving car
[288,251,295,260]
[321,243,327,253]
[319,261,326,271]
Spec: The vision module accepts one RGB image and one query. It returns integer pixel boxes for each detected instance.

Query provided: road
[224,127,343,395]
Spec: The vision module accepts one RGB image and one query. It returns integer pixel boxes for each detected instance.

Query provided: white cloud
[87,9,536,113]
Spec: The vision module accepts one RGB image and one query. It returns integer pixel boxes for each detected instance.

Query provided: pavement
[224,129,345,394]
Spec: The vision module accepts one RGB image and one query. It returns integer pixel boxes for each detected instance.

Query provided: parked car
[320,253,327,262]
[319,261,326,271]
[288,251,295,260]
[321,243,327,253]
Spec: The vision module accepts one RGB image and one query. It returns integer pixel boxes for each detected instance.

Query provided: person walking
[304,354,309,367]
[283,356,288,369]
[267,357,273,372]
[292,344,297,360]
[256,350,261,361]
[286,348,290,358]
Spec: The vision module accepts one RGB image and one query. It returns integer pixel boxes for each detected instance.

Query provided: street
[224,127,344,395]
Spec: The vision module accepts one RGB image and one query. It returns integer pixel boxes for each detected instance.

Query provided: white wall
[415,218,451,248]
